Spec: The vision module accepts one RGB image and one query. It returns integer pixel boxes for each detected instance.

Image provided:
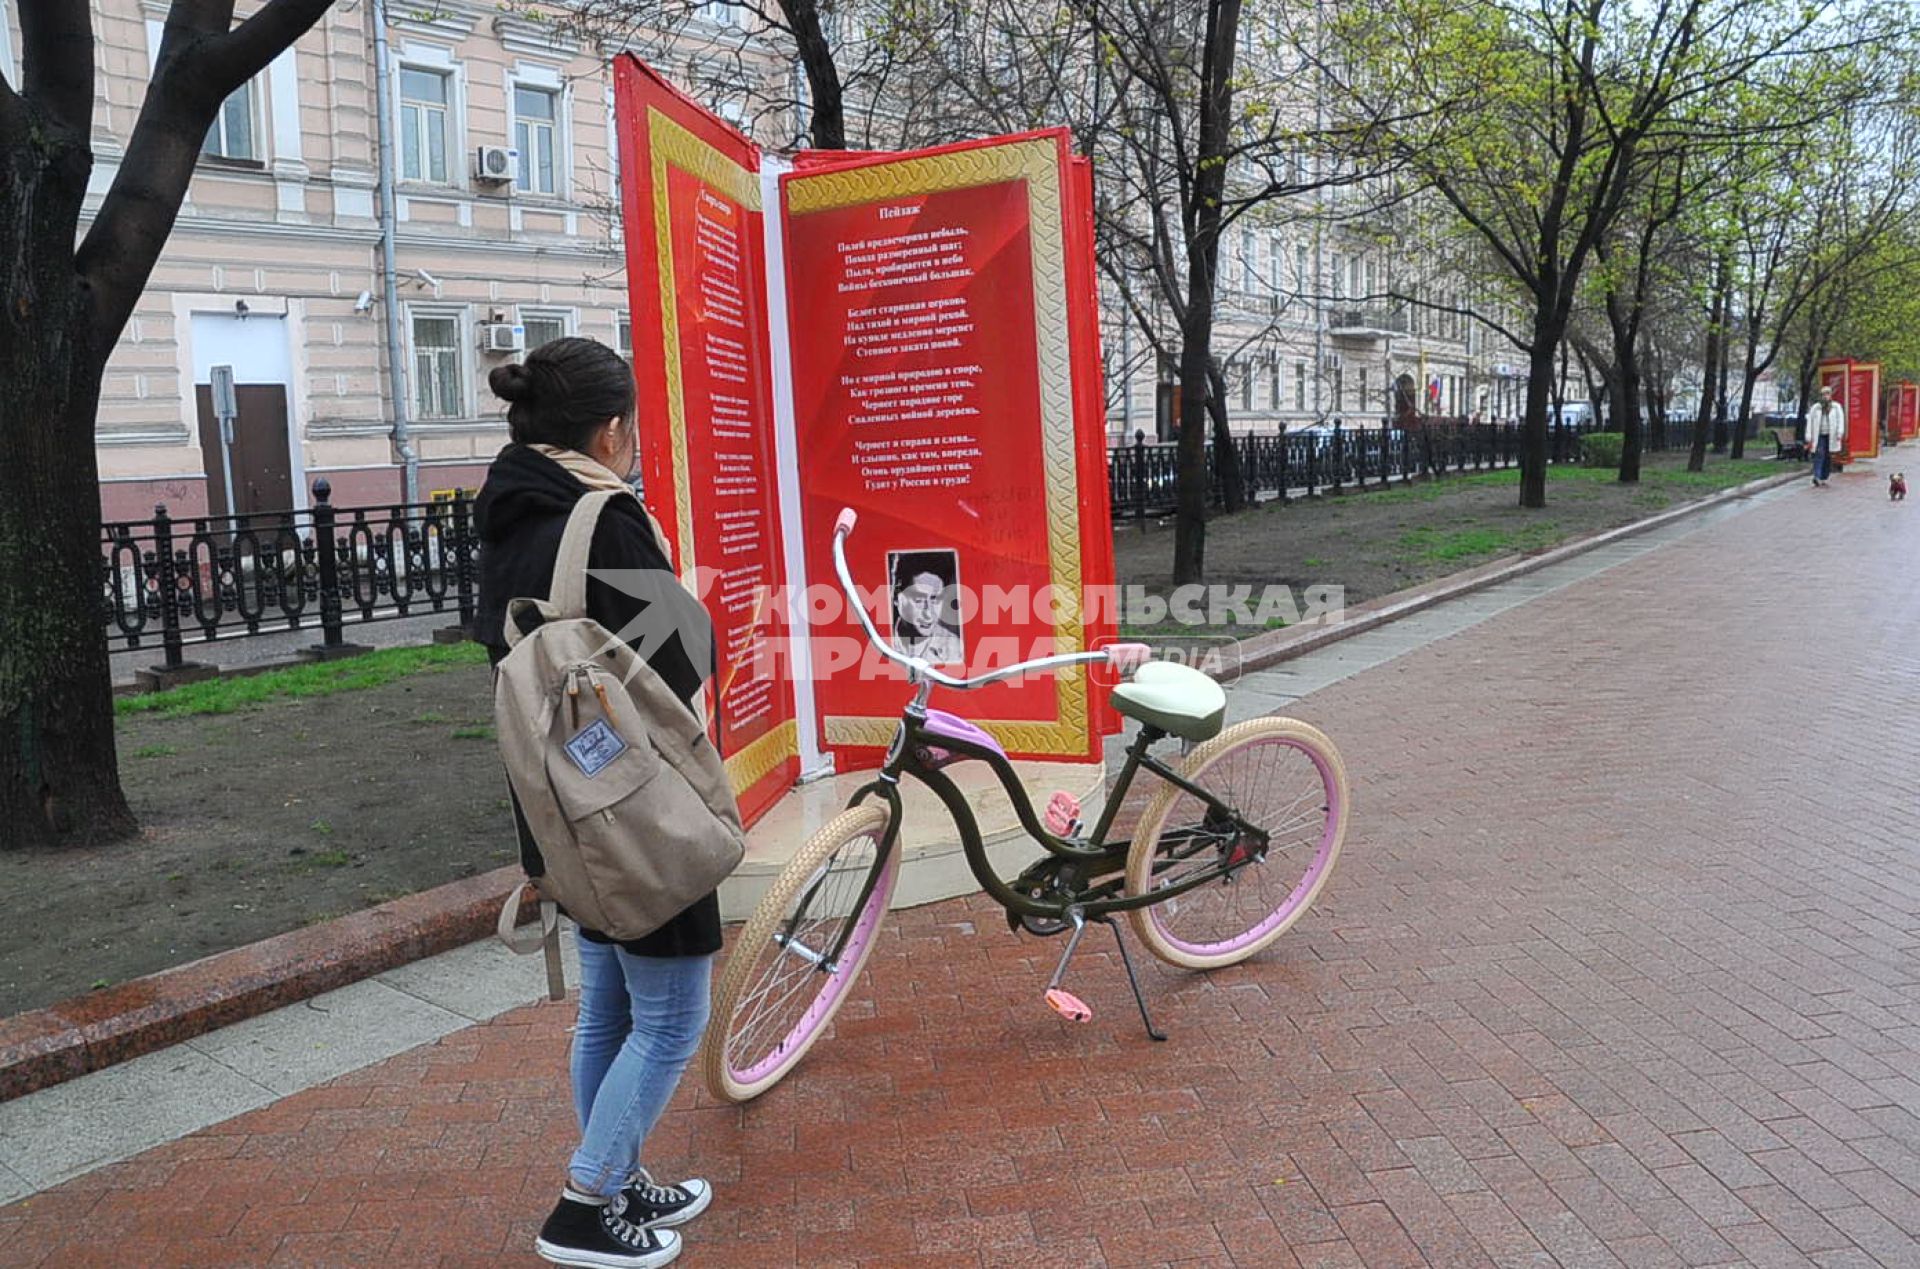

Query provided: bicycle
[701,508,1350,1103]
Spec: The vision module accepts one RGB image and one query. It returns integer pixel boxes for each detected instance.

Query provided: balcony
[1327,305,1410,340]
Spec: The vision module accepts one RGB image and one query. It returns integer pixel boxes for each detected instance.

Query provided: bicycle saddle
[1111,661,1227,743]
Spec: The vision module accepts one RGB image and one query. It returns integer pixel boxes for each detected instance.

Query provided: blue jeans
[568,933,713,1196]
[1813,434,1831,481]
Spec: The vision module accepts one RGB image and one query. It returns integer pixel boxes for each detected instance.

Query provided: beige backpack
[494,490,745,993]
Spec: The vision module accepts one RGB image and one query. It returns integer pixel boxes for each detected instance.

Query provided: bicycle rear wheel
[703,803,898,1103]
[1126,717,1348,969]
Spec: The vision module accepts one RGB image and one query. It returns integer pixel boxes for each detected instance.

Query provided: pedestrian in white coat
[1807,385,1847,487]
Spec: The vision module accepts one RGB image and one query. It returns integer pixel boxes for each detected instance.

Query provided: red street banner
[1900,382,1919,441]
[614,56,799,826]
[781,131,1117,764]
[1820,358,1882,460]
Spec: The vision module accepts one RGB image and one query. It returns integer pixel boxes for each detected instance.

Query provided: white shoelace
[630,1168,687,1207]
[601,1202,655,1250]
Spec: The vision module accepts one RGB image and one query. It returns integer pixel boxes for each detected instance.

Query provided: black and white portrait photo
[886,549,963,665]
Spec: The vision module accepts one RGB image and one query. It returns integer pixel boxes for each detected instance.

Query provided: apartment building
[1102,217,1509,444]
[76,0,778,523]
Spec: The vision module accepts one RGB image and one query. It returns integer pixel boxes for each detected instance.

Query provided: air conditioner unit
[473,145,519,184]
[481,323,526,354]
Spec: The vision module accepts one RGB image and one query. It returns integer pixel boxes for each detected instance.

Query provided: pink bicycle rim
[1151,737,1341,958]
[731,845,898,1086]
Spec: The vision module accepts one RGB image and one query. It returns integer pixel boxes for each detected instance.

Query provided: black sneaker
[535,1191,681,1268]
[619,1169,713,1229]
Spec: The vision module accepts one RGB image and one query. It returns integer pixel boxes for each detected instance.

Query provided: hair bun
[490,362,536,404]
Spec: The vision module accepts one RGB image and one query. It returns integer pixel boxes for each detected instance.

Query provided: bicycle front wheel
[703,803,898,1103]
[1126,717,1349,970]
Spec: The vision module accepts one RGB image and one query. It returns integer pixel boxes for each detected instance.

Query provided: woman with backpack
[474,337,717,1269]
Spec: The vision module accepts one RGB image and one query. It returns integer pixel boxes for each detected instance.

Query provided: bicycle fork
[1043,907,1168,1042]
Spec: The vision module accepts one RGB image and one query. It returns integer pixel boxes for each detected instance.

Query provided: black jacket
[475,443,722,958]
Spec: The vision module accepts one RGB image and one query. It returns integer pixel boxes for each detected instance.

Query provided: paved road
[9,465,1920,1266]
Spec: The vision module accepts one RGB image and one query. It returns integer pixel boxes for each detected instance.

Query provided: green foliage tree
[1324,0,1890,507]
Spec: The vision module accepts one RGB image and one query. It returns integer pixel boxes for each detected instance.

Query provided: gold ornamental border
[725,718,798,793]
[790,138,1091,757]
[646,107,796,795]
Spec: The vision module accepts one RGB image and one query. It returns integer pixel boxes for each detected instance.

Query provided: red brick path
[8,472,1920,1266]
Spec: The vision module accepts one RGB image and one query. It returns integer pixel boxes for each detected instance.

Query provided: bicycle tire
[1125,716,1349,970]
[702,803,898,1103]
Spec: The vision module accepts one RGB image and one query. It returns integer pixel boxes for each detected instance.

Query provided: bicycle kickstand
[1096,915,1168,1042]
[1043,908,1095,1023]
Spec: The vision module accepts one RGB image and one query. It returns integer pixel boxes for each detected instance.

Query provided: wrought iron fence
[102,479,477,670]
[1106,415,1611,520]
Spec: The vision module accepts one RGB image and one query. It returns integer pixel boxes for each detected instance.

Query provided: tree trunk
[1731,326,1764,460]
[1689,274,1724,473]
[1170,0,1241,586]
[1604,290,1643,483]
[779,0,847,150]
[1204,357,1245,513]
[0,127,137,848]
[1520,342,1555,508]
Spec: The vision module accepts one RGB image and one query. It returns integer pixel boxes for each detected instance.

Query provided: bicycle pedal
[1045,988,1093,1023]
[1043,790,1083,836]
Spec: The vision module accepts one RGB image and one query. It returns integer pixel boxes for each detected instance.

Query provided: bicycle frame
[781,685,1269,972]
[783,508,1269,973]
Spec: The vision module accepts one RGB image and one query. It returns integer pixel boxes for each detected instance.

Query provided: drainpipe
[371,0,420,504]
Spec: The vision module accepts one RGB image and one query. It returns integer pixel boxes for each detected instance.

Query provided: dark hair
[891,550,955,591]
[488,336,635,449]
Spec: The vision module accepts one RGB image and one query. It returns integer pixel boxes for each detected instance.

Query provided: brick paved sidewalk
[7,468,1920,1267]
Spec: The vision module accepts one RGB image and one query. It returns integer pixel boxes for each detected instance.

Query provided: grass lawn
[2,646,510,1016]
[1113,452,1786,634]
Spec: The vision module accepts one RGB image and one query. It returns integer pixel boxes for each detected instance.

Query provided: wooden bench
[1770,427,1809,461]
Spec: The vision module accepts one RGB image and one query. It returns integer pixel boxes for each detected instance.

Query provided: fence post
[1331,420,1345,495]
[127,502,228,692]
[314,479,345,651]
[452,488,477,631]
[1305,427,1318,495]
[151,504,186,671]
[300,478,368,662]
[1132,430,1147,522]
[1278,430,1290,505]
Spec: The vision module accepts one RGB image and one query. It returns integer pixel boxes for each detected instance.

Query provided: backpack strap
[548,489,625,620]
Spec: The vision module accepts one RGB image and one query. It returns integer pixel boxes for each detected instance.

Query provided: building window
[1295,243,1310,295]
[1294,362,1307,411]
[400,67,452,184]
[1270,360,1281,410]
[411,311,465,419]
[514,84,560,195]
[519,308,572,351]
[615,311,633,357]
[1239,362,1253,411]
[1268,232,1284,293]
[1333,368,1344,413]
[1241,228,1257,293]
[1358,368,1370,416]
[203,82,257,161]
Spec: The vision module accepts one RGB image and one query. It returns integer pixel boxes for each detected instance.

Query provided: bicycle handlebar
[831,508,1148,690]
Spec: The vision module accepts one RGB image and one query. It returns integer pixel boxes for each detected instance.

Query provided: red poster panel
[1852,363,1882,457]
[1818,360,1852,456]
[614,55,797,825]
[1901,383,1919,440]
[780,131,1114,765]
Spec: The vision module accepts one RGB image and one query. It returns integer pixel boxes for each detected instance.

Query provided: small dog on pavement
[1892,472,1908,501]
